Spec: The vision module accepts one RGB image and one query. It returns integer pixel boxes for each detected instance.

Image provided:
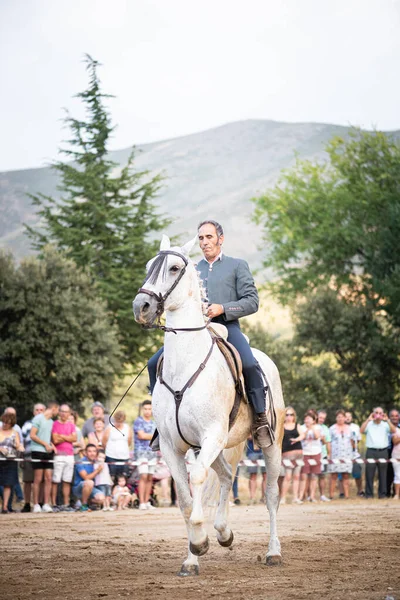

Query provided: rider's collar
[205,251,223,266]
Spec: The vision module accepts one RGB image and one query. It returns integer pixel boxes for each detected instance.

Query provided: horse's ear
[181,235,198,257]
[160,235,171,251]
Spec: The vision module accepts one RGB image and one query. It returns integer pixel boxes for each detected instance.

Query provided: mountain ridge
[2,119,399,270]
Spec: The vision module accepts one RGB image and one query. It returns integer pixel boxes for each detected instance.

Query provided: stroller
[126,463,158,508]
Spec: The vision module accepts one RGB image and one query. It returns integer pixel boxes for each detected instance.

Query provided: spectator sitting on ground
[94,448,113,511]
[0,412,24,513]
[88,417,105,449]
[81,402,108,439]
[133,400,157,511]
[69,411,85,462]
[103,410,132,478]
[30,401,59,513]
[51,404,76,512]
[361,407,396,499]
[328,409,353,499]
[72,444,105,511]
[112,475,133,510]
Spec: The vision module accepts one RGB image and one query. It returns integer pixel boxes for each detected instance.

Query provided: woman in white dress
[328,409,354,499]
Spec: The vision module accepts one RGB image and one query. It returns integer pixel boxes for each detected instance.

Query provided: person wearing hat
[81,402,108,439]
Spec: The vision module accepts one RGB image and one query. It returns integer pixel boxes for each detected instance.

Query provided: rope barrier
[1,456,399,466]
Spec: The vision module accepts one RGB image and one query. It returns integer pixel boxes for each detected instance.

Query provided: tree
[252,129,400,324]
[243,323,347,421]
[293,289,400,416]
[0,247,122,423]
[26,56,171,365]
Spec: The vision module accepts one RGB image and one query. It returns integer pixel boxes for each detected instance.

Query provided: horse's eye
[170,265,180,273]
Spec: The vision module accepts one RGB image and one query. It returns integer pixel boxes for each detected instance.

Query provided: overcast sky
[1,0,400,171]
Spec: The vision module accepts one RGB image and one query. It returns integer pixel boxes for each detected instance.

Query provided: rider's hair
[197,220,224,237]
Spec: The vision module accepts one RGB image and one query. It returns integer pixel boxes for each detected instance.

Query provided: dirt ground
[1,499,399,600]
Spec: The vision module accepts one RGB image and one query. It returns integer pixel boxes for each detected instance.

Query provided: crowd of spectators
[0,399,167,513]
[1,401,399,513]
[271,406,400,505]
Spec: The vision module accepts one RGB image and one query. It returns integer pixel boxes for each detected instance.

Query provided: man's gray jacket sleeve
[222,259,259,321]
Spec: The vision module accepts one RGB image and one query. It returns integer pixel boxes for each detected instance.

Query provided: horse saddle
[156,325,247,431]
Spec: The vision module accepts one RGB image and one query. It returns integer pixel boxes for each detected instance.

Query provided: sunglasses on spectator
[286,413,295,416]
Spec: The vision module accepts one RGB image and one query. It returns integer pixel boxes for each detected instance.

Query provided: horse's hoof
[189,536,210,556]
[217,530,234,548]
[178,564,199,577]
[266,554,282,566]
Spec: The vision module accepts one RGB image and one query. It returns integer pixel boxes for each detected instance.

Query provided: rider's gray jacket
[196,255,259,322]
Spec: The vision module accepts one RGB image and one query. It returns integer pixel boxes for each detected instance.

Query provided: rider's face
[198,224,224,261]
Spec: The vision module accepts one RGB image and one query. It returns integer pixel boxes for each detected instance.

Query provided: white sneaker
[293,498,303,505]
[146,502,156,510]
[139,503,147,510]
[320,495,331,502]
[42,504,53,513]
[33,504,42,513]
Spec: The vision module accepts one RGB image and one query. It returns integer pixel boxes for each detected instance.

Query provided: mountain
[1,119,398,270]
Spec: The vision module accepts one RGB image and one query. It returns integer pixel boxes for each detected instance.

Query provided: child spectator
[112,475,133,510]
[94,448,113,511]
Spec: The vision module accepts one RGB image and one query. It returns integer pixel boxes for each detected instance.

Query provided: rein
[137,248,215,447]
[159,334,217,449]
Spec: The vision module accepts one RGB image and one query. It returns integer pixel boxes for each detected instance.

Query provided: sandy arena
[1,499,399,600]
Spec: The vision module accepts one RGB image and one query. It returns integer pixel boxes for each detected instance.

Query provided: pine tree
[26,55,170,365]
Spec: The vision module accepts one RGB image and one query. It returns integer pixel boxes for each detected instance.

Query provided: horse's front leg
[211,451,234,547]
[262,443,282,565]
[159,440,199,576]
[189,435,226,556]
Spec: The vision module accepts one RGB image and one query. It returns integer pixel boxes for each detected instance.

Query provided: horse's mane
[195,264,209,320]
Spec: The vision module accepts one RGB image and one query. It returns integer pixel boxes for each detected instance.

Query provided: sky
[1,0,400,172]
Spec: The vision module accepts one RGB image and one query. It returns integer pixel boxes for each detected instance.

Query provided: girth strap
[159,336,217,448]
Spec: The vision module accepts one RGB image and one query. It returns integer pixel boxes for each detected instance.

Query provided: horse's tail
[202,441,245,511]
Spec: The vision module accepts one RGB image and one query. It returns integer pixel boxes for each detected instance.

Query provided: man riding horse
[148,219,272,449]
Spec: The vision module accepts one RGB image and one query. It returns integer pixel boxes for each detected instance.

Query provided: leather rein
[137,249,213,448]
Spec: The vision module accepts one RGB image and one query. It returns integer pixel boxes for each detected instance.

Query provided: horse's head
[133,234,198,325]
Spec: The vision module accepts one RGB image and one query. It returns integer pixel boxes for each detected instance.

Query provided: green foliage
[26,55,170,365]
[253,129,400,323]
[293,289,400,416]
[0,247,122,423]
[252,129,400,418]
[243,323,347,421]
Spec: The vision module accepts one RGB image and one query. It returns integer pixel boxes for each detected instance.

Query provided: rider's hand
[207,304,224,319]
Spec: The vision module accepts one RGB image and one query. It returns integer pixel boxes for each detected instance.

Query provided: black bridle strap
[138,250,189,317]
[138,249,210,334]
[159,336,217,448]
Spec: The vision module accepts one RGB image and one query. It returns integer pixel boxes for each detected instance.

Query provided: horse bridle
[137,249,209,334]
[138,248,213,448]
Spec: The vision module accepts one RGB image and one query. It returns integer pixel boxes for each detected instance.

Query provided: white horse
[133,235,285,576]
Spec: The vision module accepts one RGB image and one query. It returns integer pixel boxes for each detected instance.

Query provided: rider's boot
[252,412,275,449]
